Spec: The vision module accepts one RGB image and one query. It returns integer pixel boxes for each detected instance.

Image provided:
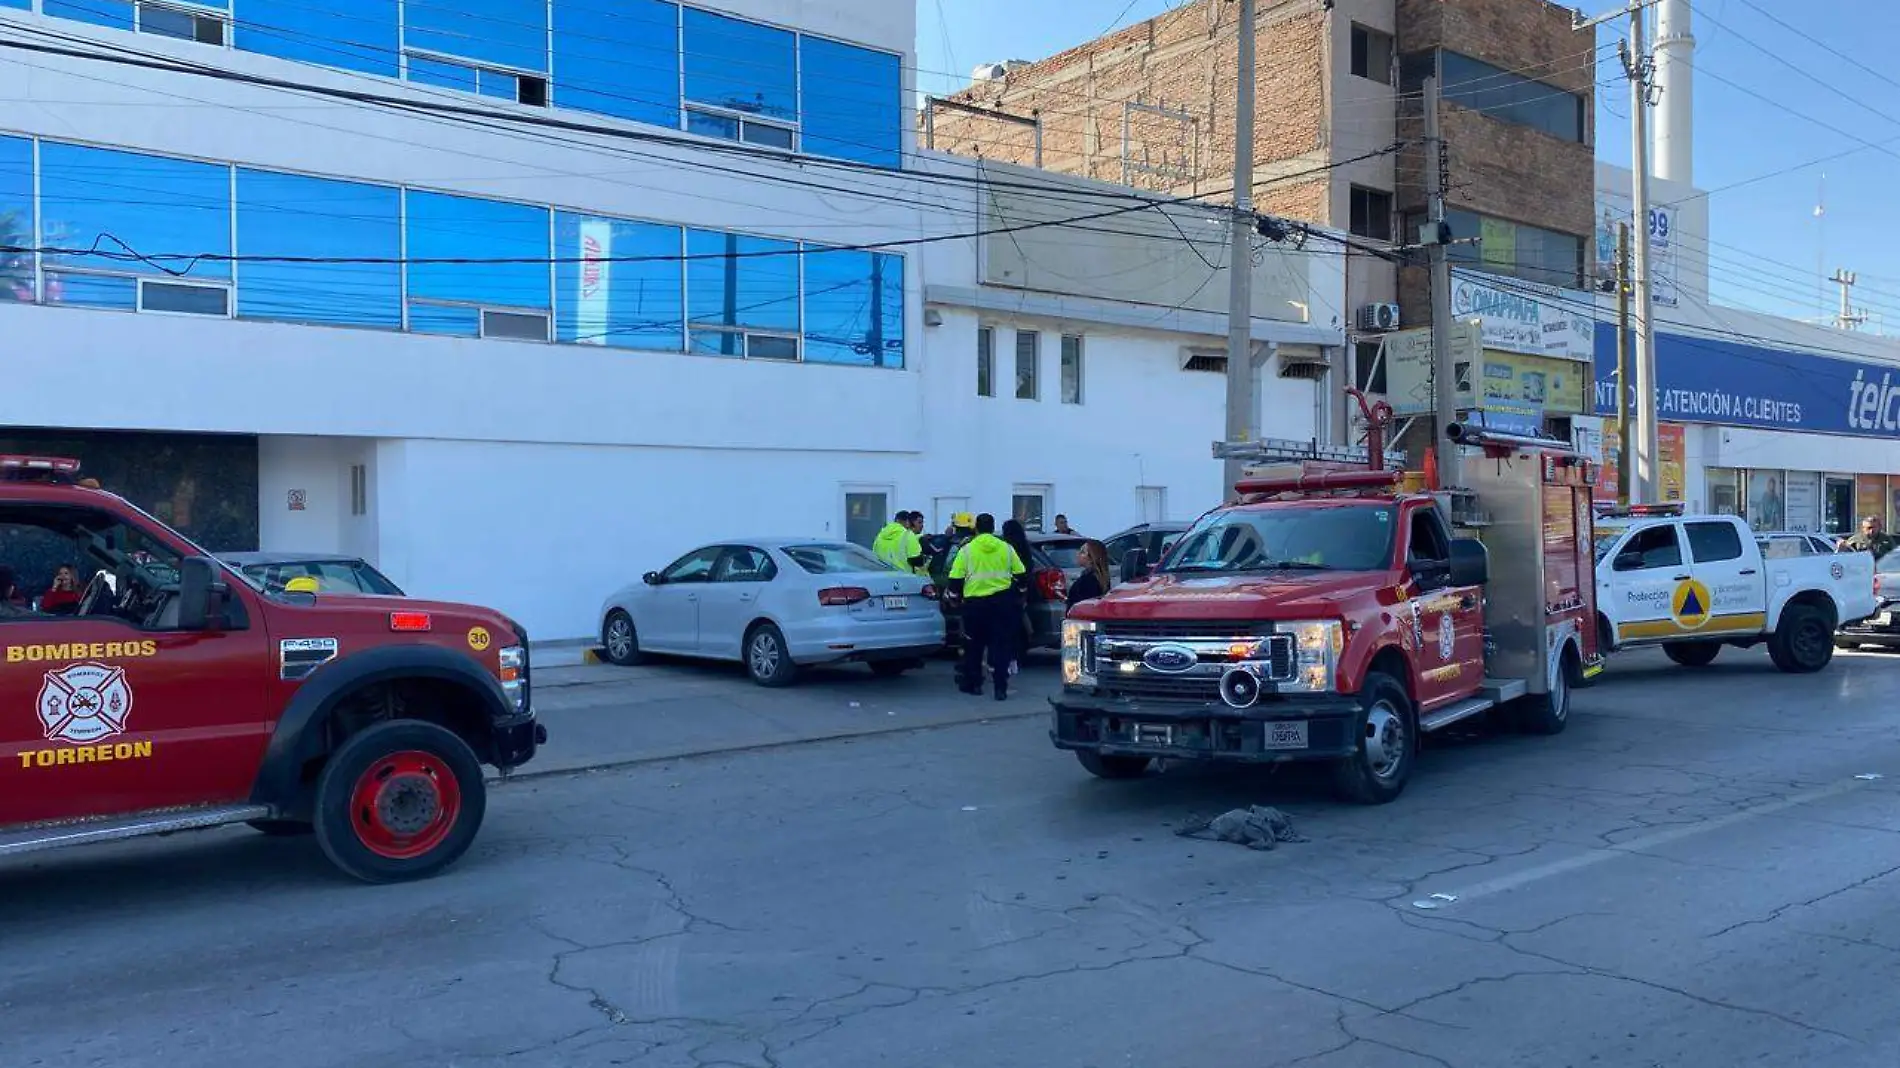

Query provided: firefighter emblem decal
[37,662,133,744]
[1437,613,1456,662]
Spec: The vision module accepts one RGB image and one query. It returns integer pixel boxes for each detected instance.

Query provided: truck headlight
[499,645,527,711]
[1280,620,1342,693]
[1061,619,1097,686]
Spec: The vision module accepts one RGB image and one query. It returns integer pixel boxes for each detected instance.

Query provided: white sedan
[598,539,945,686]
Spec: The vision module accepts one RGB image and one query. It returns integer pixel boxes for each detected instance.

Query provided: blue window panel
[409,55,478,92]
[799,37,902,168]
[682,8,794,121]
[45,272,137,310]
[233,0,400,77]
[0,136,32,304]
[1,0,30,9]
[408,303,481,336]
[406,0,546,73]
[685,229,798,334]
[686,110,739,141]
[552,0,678,128]
[234,169,401,329]
[689,331,741,358]
[405,190,549,312]
[44,0,132,29]
[39,142,232,282]
[476,68,519,100]
[803,248,903,368]
[553,212,683,351]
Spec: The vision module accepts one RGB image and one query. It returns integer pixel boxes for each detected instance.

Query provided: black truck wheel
[1076,751,1152,780]
[313,720,487,884]
[1663,641,1722,668]
[1332,672,1416,805]
[1516,647,1576,736]
[1768,603,1835,674]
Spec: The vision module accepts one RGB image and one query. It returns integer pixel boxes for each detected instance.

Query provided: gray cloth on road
[1176,805,1306,850]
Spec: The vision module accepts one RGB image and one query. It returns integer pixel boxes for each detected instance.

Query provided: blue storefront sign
[1591,327,1900,439]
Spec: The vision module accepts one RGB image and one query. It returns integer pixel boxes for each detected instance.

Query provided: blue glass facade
[0,135,904,368]
[19,0,904,168]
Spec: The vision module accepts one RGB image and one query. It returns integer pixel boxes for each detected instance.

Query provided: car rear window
[783,543,891,574]
[1033,539,1087,568]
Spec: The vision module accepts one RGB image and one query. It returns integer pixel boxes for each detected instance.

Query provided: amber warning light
[389,611,433,632]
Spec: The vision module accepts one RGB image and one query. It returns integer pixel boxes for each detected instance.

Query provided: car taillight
[1036,568,1066,600]
[818,586,871,607]
[921,584,939,600]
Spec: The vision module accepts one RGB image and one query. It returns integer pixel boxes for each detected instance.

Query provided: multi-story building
[927,0,1598,439]
[0,0,1342,637]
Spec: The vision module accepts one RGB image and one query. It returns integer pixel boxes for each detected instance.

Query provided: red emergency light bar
[1235,469,1403,497]
[0,455,82,482]
[1597,502,1685,519]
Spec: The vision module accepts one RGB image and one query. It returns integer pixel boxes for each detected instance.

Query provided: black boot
[993,681,1008,701]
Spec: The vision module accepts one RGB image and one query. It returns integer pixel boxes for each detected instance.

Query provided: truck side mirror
[177,555,228,631]
[1120,548,1149,584]
[1447,538,1489,587]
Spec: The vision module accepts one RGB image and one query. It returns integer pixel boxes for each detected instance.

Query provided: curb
[485,704,1048,785]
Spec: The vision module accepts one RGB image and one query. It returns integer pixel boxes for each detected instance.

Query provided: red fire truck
[0,456,544,881]
[1051,416,1600,804]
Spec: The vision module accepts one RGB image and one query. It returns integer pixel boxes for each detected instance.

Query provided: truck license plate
[881,596,908,611]
[1265,721,1309,751]
[1133,723,1173,746]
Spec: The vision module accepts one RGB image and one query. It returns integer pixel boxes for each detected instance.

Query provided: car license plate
[1265,721,1309,751]
[881,596,908,611]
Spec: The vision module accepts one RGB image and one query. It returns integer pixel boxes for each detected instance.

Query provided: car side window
[662,547,721,583]
[1617,525,1683,571]
[1685,521,1744,563]
[714,546,777,583]
[1406,507,1452,589]
[1104,533,1136,566]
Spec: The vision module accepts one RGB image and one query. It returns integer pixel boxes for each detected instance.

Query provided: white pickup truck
[1593,507,1878,673]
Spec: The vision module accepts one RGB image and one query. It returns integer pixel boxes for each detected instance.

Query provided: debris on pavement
[1412,892,1459,909]
[1175,806,1307,851]
[1856,773,1883,781]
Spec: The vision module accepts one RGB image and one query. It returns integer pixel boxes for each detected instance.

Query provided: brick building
[927,0,1597,438]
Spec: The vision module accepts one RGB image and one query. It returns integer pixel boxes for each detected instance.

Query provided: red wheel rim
[349,750,462,860]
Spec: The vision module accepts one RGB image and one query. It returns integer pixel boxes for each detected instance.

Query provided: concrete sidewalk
[508,654,1057,781]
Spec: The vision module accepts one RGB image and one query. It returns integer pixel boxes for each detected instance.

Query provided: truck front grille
[1092,621,1295,702]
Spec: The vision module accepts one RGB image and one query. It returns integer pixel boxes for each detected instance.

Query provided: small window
[140,280,229,316]
[1060,335,1084,405]
[516,75,548,107]
[1686,521,1744,563]
[1350,24,1393,83]
[481,309,550,341]
[349,464,368,517]
[1617,526,1682,571]
[1012,490,1048,533]
[1015,330,1039,400]
[977,327,995,397]
[139,1,227,45]
[1349,186,1393,242]
[1353,340,1387,394]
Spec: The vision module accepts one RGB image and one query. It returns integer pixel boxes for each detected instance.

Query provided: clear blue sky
[916,0,1900,333]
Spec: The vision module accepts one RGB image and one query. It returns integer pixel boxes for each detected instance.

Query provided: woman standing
[1000,518,1038,676]
[1067,540,1112,608]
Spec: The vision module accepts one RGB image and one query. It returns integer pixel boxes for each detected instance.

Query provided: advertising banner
[1594,195,1678,307]
[574,218,612,346]
[1450,268,1596,362]
[1479,349,1586,415]
[1380,321,1479,416]
[1593,329,1900,440]
[1595,422,1685,503]
[1856,476,1887,528]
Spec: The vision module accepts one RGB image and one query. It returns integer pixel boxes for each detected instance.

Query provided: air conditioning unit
[1356,302,1401,332]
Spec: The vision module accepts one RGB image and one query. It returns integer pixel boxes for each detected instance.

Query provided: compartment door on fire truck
[1605,523,1689,643]
[1402,502,1484,708]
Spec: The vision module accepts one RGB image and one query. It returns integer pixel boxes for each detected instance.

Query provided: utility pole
[1221,0,1257,497]
[1615,222,1633,506]
[1621,7,1660,503]
[1831,268,1867,331]
[1421,75,1461,489]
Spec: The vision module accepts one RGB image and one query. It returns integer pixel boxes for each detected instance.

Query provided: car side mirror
[1447,538,1489,587]
[177,555,228,631]
[1119,548,1149,584]
[642,571,663,586]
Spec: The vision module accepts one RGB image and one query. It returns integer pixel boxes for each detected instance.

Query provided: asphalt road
[9,647,1900,1067]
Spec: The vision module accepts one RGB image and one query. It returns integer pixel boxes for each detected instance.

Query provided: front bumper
[1049,690,1362,764]
[491,711,545,769]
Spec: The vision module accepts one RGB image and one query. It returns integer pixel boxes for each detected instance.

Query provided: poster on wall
[1593,195,1679,307]
[1747,470,1787,531]
[1658,425,1685,503]
[1891,476,1900,533]
[1782,470,1822,532]
[1856,476,1888,529]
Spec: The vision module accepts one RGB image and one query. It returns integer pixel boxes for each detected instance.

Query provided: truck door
[1401,503,1484,707]
[1604,523,1689,643]
[0,503,274,828]
[1682,518,1766,637]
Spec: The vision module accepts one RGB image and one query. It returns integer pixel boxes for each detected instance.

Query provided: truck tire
[1076,751,1152,780]
[1768,603,1835,674]
[313,720,487,884]
[602,610,645,666]
[1332,672,1416,805]
[1516,647,1576,736]
[1663,641,1722,668]
[744,623,800,687]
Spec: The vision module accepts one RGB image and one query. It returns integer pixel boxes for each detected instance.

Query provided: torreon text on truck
[1051,405,1600,804]
[0,456,545,883]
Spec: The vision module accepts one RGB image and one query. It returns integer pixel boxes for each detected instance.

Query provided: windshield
[783,543,892,574]
[1163,505,1396,574]
[1593,524,1628,563]
[242,559,403,596]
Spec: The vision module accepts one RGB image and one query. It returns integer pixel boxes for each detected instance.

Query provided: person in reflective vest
[873,511,913,571]
[948,512,1027,700]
